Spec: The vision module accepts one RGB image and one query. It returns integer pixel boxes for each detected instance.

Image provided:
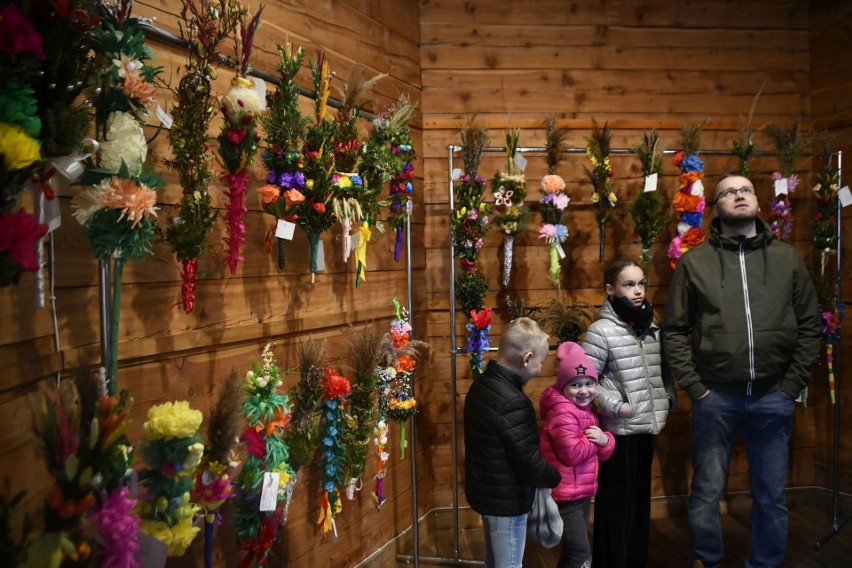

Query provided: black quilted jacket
[463,360,561,516]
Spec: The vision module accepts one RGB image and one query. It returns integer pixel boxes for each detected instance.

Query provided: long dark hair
[604,258,641,287]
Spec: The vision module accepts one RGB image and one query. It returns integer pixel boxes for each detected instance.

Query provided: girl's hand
[585,425,609,447]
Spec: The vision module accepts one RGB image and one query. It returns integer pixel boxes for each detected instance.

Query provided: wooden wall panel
[419,0,850,518]
[0,1,424,567]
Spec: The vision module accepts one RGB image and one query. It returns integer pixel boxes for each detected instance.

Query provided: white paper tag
[774,178,788,196]
[275,219,295,240]
[451,168,464,181]
[349,232,360,250]
[316,239,326,271]
[156,105,173,129]
[39,191,62,233]
[643,173,658,193]
[691,179,704,197]
[513,152,528,173]
[555,241,566,259]
[259,472,280,512]
[839,185,852,207]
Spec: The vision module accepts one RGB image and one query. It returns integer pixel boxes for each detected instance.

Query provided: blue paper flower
[680,154,705,173]
[682,211,703,227]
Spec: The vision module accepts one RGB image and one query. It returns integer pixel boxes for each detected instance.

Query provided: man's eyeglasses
[715,186,755,202]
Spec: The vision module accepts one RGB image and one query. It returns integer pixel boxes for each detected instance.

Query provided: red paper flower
[391,329,410,348]
[673,151,684,168]
[322,368,351,399]
[0,209,48,271]
[243,428,266,459]
[681,227,705,248]
[470,307,492,330]
[313,202,326,213]
[396,354,416,373]
[227,128,247,145]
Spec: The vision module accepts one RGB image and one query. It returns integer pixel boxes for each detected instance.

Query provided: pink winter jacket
[539,385,616,502]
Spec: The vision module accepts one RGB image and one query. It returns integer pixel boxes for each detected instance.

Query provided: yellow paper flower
[0,122,41,171]
[143,401,203,440]
[139,515,201,557]
[608,193,618,204]
[591,192,601,204]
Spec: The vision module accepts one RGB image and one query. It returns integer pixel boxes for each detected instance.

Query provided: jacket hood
[707,217,773,287]
[540,384,573,419]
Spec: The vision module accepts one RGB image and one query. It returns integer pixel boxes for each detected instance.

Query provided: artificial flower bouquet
[295,52,338,281]
[491,129,529,287]
[667,122,707,268]
[812,153,840,257]
[630,130,668,279]
[164,0,240,313]
[136,400,205,557]
[316,368,351,535]
[585,119,616,264]
[537,117,570,288]
[466,307,492,380]
[233,344,296,565]
[765,120,809,242]
[259,41,308,270]
[384,96,419,264]
[218,5,264,275]
[342,325,382,499]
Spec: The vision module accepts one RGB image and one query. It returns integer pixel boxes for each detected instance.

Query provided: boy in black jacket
[464,317,561,568]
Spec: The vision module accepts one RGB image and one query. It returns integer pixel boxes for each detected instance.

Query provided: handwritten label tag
[838,185,852,208]
[156,105,173,129]
[316,240,326,271]
[513,152,528,173]
[451,168,464,181]
[275,219,295,240]
[774,178,788,196]
[259,472,280,512]
[556,241,566,259]
[643,173,658,193]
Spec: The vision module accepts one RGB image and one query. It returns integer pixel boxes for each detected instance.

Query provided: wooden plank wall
[809,0,852,493]
[419,0,852,509]
[0,1,425,567]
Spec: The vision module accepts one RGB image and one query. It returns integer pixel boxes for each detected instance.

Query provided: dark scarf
[609,295,654,338]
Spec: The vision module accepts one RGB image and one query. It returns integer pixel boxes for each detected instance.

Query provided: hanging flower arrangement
[75,2,164,394]
[218,4,264,275]
[491,129,529,287]
[629,130,668,280]
[294,51,338,282]
[136,400,205,557]
[466,307,493,379]
[585,119,616,264]
[316,368,351,536]
[193,372,245,568]
[732,86,763,177]
[28,380,138,567]
[667,122,707,268]
[765,119,809,242]
[233,343,296,566]
[453,119,491,378]
[342,325,382,500]
[259,41,308,271]
[813,153,840,258]
[538,116,570,288]
[331,67,384,274]
[385,96,420,265]
[164,0,240,313]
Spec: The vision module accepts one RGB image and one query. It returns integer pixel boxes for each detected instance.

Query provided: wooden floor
[374,490,852,567]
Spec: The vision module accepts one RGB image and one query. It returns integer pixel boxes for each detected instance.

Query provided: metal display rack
[416,144,846,567]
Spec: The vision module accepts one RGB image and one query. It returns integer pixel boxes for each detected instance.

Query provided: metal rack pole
[816,150,849,550]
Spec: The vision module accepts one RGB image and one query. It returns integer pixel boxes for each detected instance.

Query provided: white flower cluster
[99,111,147,176]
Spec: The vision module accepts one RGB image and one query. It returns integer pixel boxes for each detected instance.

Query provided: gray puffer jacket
[582,300,672,436]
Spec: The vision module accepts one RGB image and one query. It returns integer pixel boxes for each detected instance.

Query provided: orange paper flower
[283,189,305,207]
[673,191,701,213]
[396,354,416,373]
[679,171,704,186]
[257,184,279,205]
[391,330,410,348]
[681,227,705,248]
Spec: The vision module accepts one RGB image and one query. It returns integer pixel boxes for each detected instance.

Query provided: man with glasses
[662,172,821,568]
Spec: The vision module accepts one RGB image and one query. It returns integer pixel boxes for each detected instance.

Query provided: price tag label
[774,178,788,196]
[643,173,658,193]
[838,186,852,208]
[259,472,280,512]
[275,219,295,240]
[156,105,173,129]
[513,152,528,173]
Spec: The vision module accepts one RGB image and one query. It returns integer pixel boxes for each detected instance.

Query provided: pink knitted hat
[556,341,598,391]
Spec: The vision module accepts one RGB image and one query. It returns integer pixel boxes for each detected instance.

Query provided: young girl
[582,259,675,568]
[540,341,615,568]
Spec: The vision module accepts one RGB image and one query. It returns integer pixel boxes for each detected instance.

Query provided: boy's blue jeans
[689,389,795,568]
[481,513,527,568]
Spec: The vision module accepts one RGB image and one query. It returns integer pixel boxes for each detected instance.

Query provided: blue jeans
[689,389,795,568]
[481,513,527,568]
